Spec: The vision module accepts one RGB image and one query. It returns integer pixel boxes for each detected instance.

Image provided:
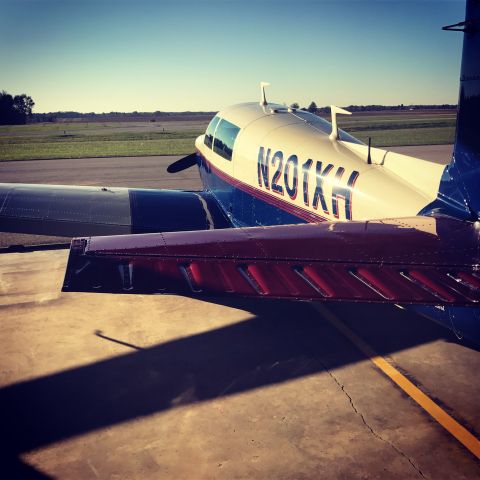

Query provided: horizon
[0,0,466,114]
[30,102,459,116]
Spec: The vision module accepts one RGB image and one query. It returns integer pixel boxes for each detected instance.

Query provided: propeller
[167,153,198,173]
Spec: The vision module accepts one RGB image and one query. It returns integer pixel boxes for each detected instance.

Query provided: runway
[1,144,480,479]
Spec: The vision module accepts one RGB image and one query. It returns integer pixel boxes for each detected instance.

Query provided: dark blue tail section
[413,305,480,344]
[432,0,480,219]
[411,1,480,345]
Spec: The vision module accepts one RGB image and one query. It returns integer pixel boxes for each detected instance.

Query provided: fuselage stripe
[198,152,328,224]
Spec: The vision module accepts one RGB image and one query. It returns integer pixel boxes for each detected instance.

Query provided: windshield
[213,119,241,161]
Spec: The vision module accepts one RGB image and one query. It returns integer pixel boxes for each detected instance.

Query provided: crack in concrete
[323,364,427,479]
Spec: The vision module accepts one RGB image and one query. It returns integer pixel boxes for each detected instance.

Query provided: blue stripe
[198,159,308,227]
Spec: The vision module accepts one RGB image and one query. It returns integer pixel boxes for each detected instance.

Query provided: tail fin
[434,0,480,219]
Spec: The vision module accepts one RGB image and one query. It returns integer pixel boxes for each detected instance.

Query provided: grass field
[336,112,456,147]
[0,123,122,134]
[0,129,205,161]
[0,111,456,161]
[346,126,454,147]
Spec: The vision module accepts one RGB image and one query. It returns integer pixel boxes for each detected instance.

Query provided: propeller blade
[167,153,198,173]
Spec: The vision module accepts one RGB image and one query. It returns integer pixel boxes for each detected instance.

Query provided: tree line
[0,91,35,125]
[0,89,456,126]
[31,110,216,123]
[32,102,456,124]
[292,101,456,114]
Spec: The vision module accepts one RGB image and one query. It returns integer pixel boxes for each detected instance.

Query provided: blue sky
[0,0,466,113]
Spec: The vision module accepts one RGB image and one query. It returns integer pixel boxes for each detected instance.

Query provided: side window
[213,119,240,161]
[204,115,220,149]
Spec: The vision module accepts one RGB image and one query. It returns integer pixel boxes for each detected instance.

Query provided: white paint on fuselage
[195,102,445,222]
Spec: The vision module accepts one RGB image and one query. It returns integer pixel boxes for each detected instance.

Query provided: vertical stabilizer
[436,0,480,219]
[412,0,480,345]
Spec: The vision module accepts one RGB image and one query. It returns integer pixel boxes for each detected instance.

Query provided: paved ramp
[0,249,479,479]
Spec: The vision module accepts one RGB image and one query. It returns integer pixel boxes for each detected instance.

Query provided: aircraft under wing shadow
[1,298,476,479]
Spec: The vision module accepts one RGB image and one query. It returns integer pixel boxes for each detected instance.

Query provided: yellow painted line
[315,304,480,459]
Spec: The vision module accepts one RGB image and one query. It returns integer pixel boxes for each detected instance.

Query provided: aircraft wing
[0,183,231,238]
[63,216,480,306]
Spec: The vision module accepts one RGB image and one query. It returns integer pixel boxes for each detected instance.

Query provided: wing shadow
[0,298,467,477]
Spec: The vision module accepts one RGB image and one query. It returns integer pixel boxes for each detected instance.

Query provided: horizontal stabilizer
[63,216,480,306]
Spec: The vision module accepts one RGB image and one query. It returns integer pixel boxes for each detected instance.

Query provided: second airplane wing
[0,183,231,237]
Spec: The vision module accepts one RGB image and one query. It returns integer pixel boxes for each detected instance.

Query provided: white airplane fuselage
[195,102,445,227]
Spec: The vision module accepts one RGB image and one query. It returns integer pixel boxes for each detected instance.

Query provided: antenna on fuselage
[260,81,270,106]
[329,105,351,141]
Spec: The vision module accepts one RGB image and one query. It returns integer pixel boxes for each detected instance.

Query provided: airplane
[1,0,479,343]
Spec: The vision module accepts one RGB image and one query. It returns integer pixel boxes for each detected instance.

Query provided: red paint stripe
[409,270,457,302]
[356,267,396,300]
[246,265,271,294]
[457,272,480,290]
[302,266,335,297]
[273,264,302,296]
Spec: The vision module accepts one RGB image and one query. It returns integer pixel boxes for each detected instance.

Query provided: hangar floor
[1,145,480,479]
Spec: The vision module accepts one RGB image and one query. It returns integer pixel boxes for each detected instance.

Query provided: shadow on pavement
[0,298,464,478]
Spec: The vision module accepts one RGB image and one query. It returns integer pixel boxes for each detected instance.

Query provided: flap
[62,216,480,306]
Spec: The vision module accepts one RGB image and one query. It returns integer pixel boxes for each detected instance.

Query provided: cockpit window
[213,119,240,161]
[204,115,220,149]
